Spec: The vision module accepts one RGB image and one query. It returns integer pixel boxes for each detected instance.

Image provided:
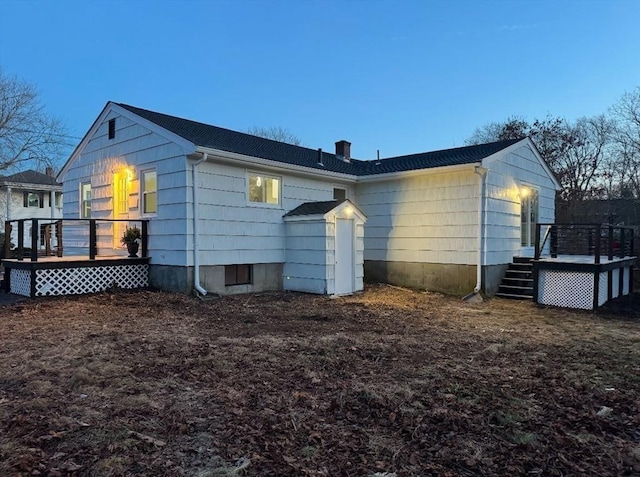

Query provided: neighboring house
[57,102,560,296]
[0,169,63,249]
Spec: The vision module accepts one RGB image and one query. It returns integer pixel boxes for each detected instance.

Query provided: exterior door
[334,219,354,295]
[520,187,539,257]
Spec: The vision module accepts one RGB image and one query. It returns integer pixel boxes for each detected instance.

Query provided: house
[56,102,560,297]
[0,169,63,250]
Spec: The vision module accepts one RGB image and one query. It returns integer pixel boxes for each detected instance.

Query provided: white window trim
[80,182,91,219]
[141,168,157,216]
[246,171,282,208]
[24,191,42,208]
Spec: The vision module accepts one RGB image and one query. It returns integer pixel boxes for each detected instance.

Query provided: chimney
[335,140,351,163]
[45,166,53,177]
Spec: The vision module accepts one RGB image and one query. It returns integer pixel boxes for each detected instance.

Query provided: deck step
[495,292,534,300]
[508,262,533,271]
[513,256,534,264]
[496,258,535,301]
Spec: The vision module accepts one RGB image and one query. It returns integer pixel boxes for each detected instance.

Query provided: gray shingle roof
[118,103,522,176]
[0,170,60,186]
[356,139,522,176]
[284,200,346,217]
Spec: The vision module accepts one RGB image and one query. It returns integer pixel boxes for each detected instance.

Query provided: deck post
[89,219,97,260]
[17,220,24,261]
[550,226,558,258]
[594,224,601,264]
[141,220,148,258]
[56,220,63,257]
[534,224,541,260]
[608,225,614,261]
[619,228,626,258]
[3,222,11,259]
[31,219,39,261]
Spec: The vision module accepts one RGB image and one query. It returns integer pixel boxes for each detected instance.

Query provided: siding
[61,110,190,264]
[195,160,355,266]
[355,170,479,265]
[284,220,329,294]
[484,144,556,265]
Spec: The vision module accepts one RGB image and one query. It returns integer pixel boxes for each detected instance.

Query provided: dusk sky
[1,0,639,162]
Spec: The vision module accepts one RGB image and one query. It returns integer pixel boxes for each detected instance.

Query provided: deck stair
[495,257,534,300]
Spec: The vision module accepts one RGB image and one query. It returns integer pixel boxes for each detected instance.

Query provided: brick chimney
[335,140,351,163]
[45,166,53,177]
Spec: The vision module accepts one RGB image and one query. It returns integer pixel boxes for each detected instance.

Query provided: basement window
[108,118,116,139]
[225,264,252,286]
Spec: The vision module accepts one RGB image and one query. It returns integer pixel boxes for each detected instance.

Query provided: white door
[334,219,354,295]
[520,187,539,257]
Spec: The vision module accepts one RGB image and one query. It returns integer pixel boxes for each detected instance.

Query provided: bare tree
[247,126,302,146]
[557,115,614,200]
[0,70,70,172]
[466,116,529,144]
[610,87,640,198]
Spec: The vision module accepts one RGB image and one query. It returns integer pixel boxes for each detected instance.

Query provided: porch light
[344,205,354,217]
[520,187,530,198]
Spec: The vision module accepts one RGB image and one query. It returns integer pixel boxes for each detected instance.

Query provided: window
[23,192,44,208]
[80,182,91,218]
[108,118,116,139]
[333,188,346,201]
[142,170,157,214]
[225,264,252,286]
[114,172,128,214]
[249,174,280,205]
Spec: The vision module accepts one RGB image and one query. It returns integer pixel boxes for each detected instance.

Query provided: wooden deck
[2,255,150,298]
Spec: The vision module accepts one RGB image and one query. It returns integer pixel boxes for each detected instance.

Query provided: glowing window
[80,183,91,218]
[114,172,128,214]
[142,170,157,214]
[249,174,280,205]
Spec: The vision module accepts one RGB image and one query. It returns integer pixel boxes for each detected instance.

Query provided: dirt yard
[1,285,639,476]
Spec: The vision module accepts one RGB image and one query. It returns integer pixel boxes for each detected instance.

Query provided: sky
[0,0,639,163]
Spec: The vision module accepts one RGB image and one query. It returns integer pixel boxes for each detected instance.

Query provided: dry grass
[0,285,639,476]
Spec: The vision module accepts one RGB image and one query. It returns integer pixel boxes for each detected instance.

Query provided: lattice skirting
[10,269,32,296]
[537,265,633,310]
[10,264,149,297]
[538,270,594,310]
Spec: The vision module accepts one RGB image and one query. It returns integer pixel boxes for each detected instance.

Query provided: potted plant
[120,225,141,257]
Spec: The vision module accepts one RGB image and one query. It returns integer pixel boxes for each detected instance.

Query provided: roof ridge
[379,138,522,162]
[116,103,356,160]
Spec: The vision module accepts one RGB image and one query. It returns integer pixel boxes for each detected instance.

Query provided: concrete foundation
[149,263,283,295]
[364,260,476,295]
[363,261,507,296]
[482,263,510,296]
[149,265,194,294]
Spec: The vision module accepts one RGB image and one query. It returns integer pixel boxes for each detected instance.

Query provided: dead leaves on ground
[1,286,639,476]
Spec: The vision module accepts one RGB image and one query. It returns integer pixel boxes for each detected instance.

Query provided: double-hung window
[80,183,91,218]
[142,170,157,214]
[23,192,44,208]
[248,174,280,205]
[114,172,128,214]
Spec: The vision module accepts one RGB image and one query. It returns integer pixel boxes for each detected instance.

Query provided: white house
[0,169,63,250]
[57,102,560,296]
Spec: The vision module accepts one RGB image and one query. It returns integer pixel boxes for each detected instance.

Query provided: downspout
[471,166,488,296]
[192,152,208,296]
